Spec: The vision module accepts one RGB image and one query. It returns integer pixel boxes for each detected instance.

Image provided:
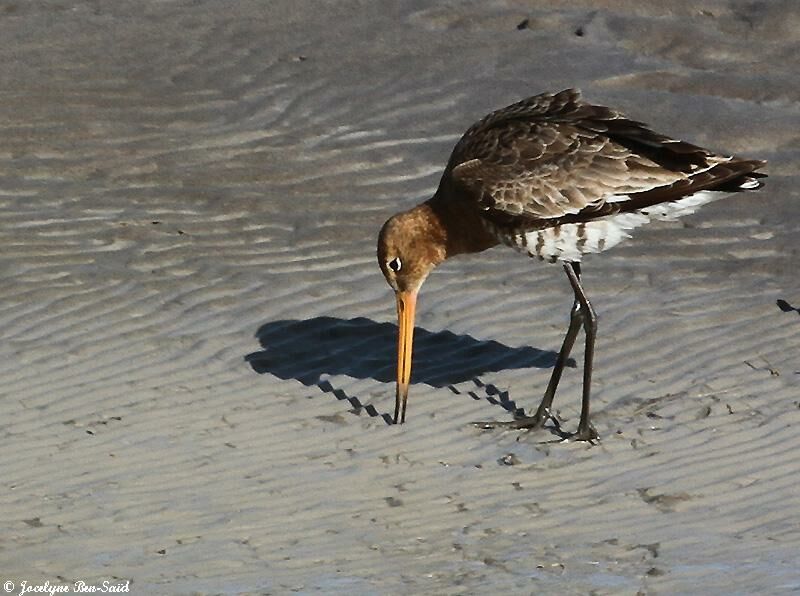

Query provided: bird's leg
[522,296,583,427]
[563,262,599,441]
[500,263,584,431]
[474,262,585,434]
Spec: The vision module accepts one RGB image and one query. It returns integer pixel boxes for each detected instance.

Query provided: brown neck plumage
[426,189,497,259]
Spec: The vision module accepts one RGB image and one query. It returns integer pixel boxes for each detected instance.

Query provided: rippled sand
[2,1,799,593]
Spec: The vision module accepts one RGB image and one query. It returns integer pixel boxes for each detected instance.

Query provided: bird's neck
[424,192,496,259]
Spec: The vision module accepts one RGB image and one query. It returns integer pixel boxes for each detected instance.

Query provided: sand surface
[2,1,800,594]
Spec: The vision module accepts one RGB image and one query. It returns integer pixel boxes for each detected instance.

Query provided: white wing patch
[514,190,723,262]
[738,177,761,190]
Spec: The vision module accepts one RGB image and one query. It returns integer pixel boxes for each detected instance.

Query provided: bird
[376,88,766,440]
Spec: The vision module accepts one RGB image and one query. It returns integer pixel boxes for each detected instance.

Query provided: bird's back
[437,89,765,262]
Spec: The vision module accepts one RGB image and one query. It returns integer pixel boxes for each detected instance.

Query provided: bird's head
[377,204,447,424]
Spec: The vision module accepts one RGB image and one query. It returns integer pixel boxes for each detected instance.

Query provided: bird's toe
[569,423,599,443]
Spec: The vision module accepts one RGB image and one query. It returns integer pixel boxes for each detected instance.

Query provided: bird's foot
[566,422,599,444]
[473,408,560,432]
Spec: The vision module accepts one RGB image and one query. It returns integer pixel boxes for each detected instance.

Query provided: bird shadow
[245,316,571,425]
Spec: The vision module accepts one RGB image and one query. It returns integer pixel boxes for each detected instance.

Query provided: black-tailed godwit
[377,89,766,440]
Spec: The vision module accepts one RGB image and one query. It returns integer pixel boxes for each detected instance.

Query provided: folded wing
[447,89,765,231]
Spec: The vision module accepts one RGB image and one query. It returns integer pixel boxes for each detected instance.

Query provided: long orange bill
[394,290,417,424]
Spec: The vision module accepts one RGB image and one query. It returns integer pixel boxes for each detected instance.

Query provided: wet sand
[2,1,799,593]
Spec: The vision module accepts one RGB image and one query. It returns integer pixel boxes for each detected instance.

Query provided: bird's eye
[387,257,402,273]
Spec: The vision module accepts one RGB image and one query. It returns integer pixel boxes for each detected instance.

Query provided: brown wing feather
[443,89,762,228]
[529,159,767,231]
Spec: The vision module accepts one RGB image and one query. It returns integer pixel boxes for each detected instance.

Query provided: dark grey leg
[475,262,598,441]
[516,296,583,428]
[563,262,599,441]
